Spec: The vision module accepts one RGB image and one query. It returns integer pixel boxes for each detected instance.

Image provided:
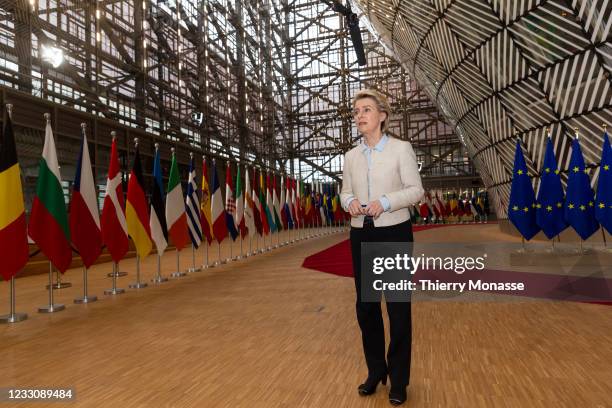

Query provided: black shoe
[389,387,407,405]
[357,373,387,396]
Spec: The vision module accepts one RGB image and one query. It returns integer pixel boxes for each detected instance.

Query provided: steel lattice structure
[0,0,474,202]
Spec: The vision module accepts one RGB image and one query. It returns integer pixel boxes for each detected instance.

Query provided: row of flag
[508,130,611,241]
[202,167,350,246]
[0,108,349,281]
[412,192,488,221]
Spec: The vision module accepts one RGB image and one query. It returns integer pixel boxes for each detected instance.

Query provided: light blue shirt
[344,134,391,212]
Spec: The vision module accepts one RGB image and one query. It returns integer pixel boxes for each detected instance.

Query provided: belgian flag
[0,107,28,280]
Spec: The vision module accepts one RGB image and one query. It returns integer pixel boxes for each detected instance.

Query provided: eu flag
[536,137,568,239]
[595,131,612,234]
[564,137,599,240]
[508,139,540,240]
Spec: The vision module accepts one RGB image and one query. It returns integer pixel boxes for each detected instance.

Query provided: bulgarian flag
[0,107,28,280]
[166,149,189,250]
[28,116,72,273]
[69,125,102,269]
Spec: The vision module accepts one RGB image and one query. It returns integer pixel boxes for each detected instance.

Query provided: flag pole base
[171,271,187,278]
[129,282,148,289]
[0,312,27,323]
[45,282,71,290]
[151,276,169,283]
[107,272,128,278]
[38,303,65,313]
[104,288,125,295]
[74,295,97,304]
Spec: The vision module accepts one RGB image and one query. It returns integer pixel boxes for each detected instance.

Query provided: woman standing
[340,89,424,405]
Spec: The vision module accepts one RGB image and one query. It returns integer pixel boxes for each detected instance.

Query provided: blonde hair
[352,89,392,133]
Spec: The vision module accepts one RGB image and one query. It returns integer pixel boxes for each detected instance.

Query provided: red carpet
[301,224,444,278]
[302,224,612,304]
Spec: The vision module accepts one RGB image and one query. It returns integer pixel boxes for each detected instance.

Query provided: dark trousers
[350,219,413,388]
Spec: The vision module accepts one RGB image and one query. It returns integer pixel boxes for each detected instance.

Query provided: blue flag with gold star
[595,131,612,234]
[508,139,540,240]
[536,137,568,239]
[564,137,599,240]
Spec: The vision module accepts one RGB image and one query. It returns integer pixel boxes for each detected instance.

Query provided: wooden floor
[1,226,611,408]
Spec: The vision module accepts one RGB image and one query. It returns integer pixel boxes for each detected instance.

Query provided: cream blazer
[340,136,424,228]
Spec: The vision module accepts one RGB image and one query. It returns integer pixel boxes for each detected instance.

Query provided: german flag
[126,145,152,257]
[0,108,29,280]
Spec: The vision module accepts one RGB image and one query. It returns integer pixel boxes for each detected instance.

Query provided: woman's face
[353,97,386,135]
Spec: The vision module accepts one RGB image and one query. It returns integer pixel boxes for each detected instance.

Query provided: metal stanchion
[203,242,213,268]
[0,277,28,323]
[39,263,65,313]
[228,238,234,262]
[74,266,97,303]
[171,250,186,277]
[152,254,168,283]
[45,269,71,290]
[189,244,202,272]
[237,236,243,259]
[129,255,148,288]
[217,242,226,264]
[105,262,126,295]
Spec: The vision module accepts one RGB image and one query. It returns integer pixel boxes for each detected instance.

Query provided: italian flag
[165,151,189,251]
[28,119,72,273]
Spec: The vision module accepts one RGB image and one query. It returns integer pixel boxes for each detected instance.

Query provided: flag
[595,131,612,235]
[535,137,568,239]
[508,139,540,240]
[211,161,228,243]
[186,155,202,248]
[291,179,299,225]
[225,163,239,241]
[150,146,168,254]
[272,175,283,231]
[259,170,270,235]
[265,173,276,233]
[200,158,214,244]
[280,177,288,229]
[126,145,152,258]
[0,108,28,280]
[235,165,247,238]
[251,168,263,236]
[285,177,295,228]
[101,137,129,263]
[166,150,189,250]
[304,189,312,226]
[244,166,258,237]
[564,137,599,240]
[69,126,102,269]
[295,179,302,227]
[28,117,72,273]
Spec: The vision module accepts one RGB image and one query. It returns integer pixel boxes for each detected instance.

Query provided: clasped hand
[348,199,384,218]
